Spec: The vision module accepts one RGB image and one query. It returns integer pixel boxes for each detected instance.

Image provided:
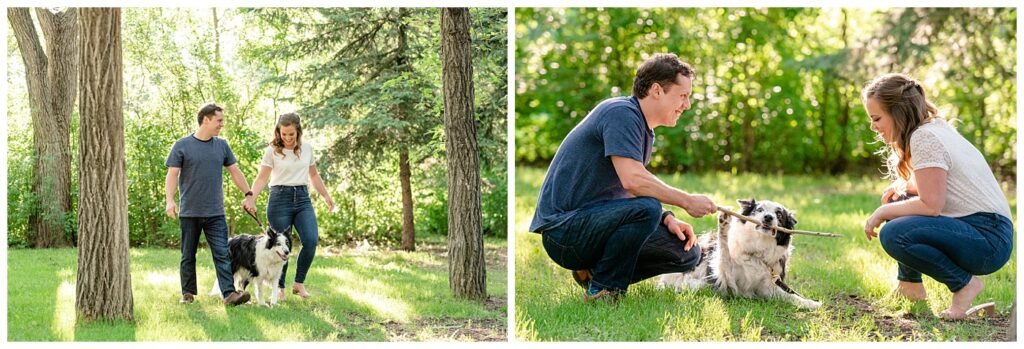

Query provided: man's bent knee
[633,197,664,222]
[681,243,702,271]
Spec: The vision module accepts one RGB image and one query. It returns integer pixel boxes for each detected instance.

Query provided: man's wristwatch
[661,210,675,224]
[244,191,253,197]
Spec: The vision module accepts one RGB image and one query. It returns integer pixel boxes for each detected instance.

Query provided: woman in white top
[249,113,335,299]
[862,74,1013,320]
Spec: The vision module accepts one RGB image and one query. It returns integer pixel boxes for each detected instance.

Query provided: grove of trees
[515,8,1015,182]
[7,8,508,249]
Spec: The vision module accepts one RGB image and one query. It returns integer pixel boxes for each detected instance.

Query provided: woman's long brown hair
[271,112,303,158]
[862,73,939,181]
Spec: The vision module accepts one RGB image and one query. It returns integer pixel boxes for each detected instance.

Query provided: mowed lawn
[8,235,507,341]
[515,167,1016,341]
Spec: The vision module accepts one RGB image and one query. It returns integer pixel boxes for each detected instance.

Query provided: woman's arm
[309,165,335,212]
[250,165,272,198]
[865,167,947,239]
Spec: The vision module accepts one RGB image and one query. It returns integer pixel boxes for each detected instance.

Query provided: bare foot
[896,281,927,301]
[277,288,286,300]
[292,283,310,299]
[941,276,985,320]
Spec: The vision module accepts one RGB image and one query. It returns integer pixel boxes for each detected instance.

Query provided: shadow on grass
[515,167,1015,341]
[9,243,507,342]
[7,249,69,341]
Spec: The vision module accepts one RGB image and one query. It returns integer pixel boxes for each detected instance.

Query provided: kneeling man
[530,53,717,302]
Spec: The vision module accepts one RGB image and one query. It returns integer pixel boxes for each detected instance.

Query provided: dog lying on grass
[658,199,821,309]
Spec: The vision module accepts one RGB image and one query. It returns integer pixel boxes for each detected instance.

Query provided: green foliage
[515,167,1016,341]
[516,8,1016,179]
[239,8,509,242]
[8,8,507,247]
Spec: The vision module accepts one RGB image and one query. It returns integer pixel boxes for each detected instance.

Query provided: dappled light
[9,243,506,341]
[516,167,1015,341]
[325,268,414,322]
[53,281,75,341]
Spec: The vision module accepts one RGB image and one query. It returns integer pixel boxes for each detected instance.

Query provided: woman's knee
[878,216,917,250]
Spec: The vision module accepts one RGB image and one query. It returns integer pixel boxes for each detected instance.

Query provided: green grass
[515,167,1016,341]
[8,235,507,341]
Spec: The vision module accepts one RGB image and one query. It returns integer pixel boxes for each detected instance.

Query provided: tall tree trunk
[8,8,78,248]
[76,7,133,321]
[399,147,416,251]
[396,10,417,252]
[442,7,486,300]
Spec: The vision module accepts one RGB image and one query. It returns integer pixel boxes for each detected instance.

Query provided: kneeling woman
[862,73,1013,320]
[250,112,335,299]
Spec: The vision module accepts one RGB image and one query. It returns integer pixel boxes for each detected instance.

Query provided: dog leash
[245,209,265,229]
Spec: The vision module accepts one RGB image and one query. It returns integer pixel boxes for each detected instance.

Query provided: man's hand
[683,194,717,218]
[664,215,696,251]
[166,201,178,219]
[242,196,256,214]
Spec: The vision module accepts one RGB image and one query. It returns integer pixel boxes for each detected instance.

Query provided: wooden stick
[716,206,841,238]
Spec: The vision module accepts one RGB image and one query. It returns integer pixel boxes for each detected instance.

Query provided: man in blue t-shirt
[165,103,258,306]
[530,53,717,302]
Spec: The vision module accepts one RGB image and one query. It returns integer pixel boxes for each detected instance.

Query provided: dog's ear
[737,199,756,216]
[782,209,798,229]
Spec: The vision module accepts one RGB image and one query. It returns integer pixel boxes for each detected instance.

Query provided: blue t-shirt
[165,134,238,217]
[529,96,654,232]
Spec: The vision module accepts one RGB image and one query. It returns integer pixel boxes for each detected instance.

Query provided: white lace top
[909,119,1012,220]
[261,143,316,187]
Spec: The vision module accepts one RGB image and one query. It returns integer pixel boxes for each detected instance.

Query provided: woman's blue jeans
[879,212,1013,292]
[267,185,319,288]
[540,197,702,292]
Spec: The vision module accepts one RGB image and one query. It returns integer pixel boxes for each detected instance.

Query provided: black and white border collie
[658,199,821,309]
[211,227,291,307]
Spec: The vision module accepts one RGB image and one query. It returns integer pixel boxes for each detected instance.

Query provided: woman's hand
[864,206,888,240]
[326,199,336,213]
[881,186,898,204]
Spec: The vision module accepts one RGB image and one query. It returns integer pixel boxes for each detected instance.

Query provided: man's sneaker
[223,291,251,306]
[571,270,592,290]
[582,289,621,303]
[179,293,195,304]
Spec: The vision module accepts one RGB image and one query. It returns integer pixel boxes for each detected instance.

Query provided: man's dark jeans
[180,215,235,298]
[540,197,702,292]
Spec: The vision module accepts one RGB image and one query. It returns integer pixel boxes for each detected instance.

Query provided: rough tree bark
[396,11,416,252]
[442,7,486,300]
[8,8,78,248]
[75,7,134,321]
[399,146,416,251]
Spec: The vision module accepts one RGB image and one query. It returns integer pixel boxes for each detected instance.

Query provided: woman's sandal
[940,302,996,321]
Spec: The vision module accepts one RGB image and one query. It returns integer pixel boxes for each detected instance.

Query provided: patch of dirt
[382,296,507,341]
[382,316,506,342]
[827,294,1012,341]
[335,297,507,342]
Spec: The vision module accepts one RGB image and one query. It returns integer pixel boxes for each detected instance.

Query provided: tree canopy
[7,7,508,248]
[515,8,1015,182]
